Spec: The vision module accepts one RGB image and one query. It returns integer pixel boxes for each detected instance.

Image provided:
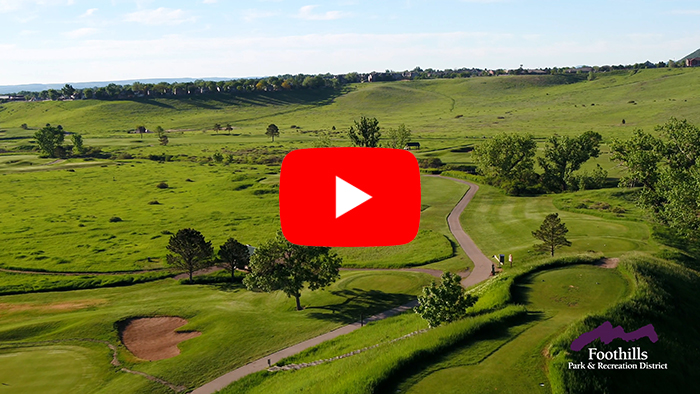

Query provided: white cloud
[124,7,196,25]
[296,5,349,21]
[79,8,97,17]
[63,27,98,38]
[203,0,216,3]
[242,9,278,22]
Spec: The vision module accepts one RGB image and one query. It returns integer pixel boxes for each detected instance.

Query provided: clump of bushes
[148,200,161,205]
[156,182,169,189]
[109,216,123,223]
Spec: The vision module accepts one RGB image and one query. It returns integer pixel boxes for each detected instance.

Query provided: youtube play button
[280,148,421,247]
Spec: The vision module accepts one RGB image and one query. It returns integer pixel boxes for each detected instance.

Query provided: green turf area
[397,266,630,394]
[0,270,432,393]
[0,345,107,394]
[460,182,661,264]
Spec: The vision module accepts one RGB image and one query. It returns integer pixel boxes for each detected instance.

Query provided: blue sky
[1,0,700,85]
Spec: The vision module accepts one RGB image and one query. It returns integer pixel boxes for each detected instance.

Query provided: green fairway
[398,265,630,394]
[0,270,432,393]
[0,346,105,394]
[460,182,660,264]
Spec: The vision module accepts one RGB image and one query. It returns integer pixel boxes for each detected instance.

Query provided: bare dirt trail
[191,175,492,394]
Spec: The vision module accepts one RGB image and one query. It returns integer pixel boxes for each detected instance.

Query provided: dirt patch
[0,299,106,313]
[596,258,620,269]
[120,317,201,361]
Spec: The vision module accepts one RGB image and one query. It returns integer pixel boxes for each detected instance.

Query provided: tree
[71,133,85,156]
[62,84,75,98]
[474,132,538,194]
[218,238,250,281]
[155,126,169,146]
[213,123,221,134]
[611,118,700,240]
[266,124,280,142]
[243,231,342,310]
[386,123,412,149]
[348,117,381,147]
[34,124,65,158]
[225,123,233,135]
[538,131,602,192]
[532,213,572,256]
[414,272,477,327]
[136,125,146,139]
[166,228,214,282]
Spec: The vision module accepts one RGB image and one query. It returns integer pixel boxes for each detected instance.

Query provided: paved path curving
[190,175,493,394]
[425,175,494,288]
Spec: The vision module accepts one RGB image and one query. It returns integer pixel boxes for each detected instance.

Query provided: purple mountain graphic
[570,321,658,351]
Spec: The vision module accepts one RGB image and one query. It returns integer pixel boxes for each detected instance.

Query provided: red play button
[280,148,421,247]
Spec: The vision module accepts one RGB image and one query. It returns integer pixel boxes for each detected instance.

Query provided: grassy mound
[548,254,700,394]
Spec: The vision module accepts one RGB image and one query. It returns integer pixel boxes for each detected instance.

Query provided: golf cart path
[191,175,492,394]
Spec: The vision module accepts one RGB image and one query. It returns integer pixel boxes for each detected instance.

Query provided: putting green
[401,265,630,394]
[0,346,104,394]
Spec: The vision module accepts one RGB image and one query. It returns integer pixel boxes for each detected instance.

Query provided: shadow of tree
[304,289,415,324]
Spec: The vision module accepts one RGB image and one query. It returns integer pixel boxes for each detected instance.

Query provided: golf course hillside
[1,65,699,394]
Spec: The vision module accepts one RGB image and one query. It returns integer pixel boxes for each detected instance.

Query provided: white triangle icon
[336,176,372,218]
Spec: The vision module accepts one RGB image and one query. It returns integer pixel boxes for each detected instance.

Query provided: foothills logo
[568,321,667,370]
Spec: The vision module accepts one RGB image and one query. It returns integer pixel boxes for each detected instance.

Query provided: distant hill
[0,77,234,95]
[681,48,700,60]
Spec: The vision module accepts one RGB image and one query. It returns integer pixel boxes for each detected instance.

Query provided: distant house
[686,57,700,67]
[405,142,420,150]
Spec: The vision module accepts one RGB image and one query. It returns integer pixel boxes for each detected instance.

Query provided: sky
[1,0,700,85]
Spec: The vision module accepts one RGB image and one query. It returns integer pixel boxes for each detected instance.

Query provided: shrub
[156,182,169,189]
[20,123,28,130]
[612,206,626,214]
[109,216,122,222]
[116,152,133,160]
[417,157,444,169]
[148,200,161,205]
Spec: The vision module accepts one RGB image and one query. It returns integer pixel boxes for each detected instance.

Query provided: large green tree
[166,228,214,282]
[538,131,603,192]
[34,124,65,158]
[243,231,342,310]
[532,213,572,256]
[474,132,537,194]
[218,237,250,281]
[348,117,381,148]
[611,118,700,240]
[415,272,477,327]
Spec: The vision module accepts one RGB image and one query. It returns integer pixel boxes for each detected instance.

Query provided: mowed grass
[460,182,660,264]
[400,265,630,394]
[0,345,107,394]
[0,270,433,393]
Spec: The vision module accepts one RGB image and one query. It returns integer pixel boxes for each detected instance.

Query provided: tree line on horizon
[7,59,689,101]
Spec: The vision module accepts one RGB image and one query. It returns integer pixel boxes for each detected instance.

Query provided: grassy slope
[2,68,700,143]
[401,265,630,394]
[459,181,660,264]
[0,270,433,393]
[548,254,700,394]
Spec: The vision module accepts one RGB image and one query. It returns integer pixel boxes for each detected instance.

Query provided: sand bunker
[120,317,201,361]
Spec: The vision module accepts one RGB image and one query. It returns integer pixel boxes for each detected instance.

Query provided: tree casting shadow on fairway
[376,311,544,393]
[304,289,415,324]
